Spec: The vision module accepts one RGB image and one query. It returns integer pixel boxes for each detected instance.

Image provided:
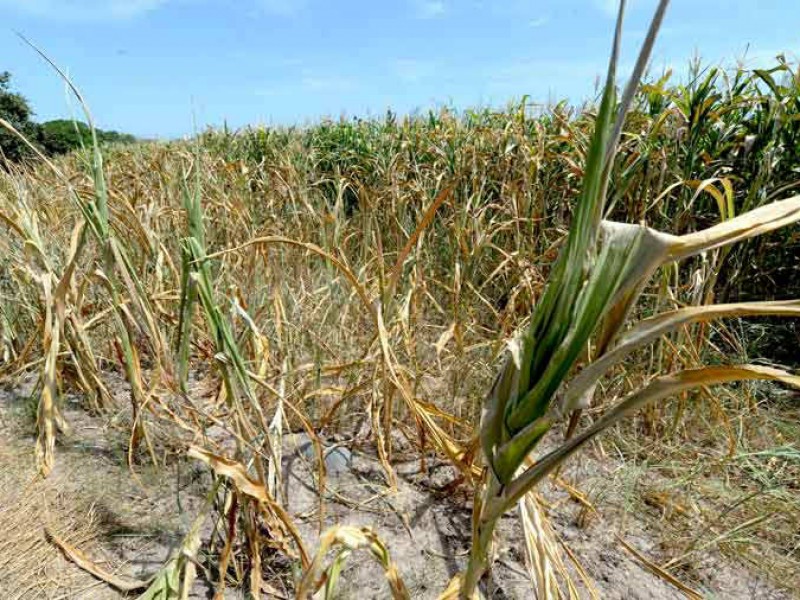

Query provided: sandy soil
[0,373,792,599]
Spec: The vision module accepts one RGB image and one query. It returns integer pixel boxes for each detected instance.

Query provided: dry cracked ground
[0,373,792,599]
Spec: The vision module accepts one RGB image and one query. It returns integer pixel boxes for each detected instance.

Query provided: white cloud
[413,0,445,19]
[393,59,438,83]
[483,57,635,101]
[592,0,657,18]
[1,0,306,21]
[256,70,356,96]
[592,0,618,17]
[257,0,306,16]
[529,16,549,28]
[301,75,355,92]
[0,0,167,21]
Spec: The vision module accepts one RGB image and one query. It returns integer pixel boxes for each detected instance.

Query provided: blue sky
[1,0,797,138]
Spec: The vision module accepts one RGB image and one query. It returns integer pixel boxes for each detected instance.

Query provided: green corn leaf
[496,365,800,517]
[564,299,800,413]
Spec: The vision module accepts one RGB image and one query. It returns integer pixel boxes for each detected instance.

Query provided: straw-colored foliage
[1,2,799,597]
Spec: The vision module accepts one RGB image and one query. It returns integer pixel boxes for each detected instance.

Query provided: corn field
[1,5,800,597]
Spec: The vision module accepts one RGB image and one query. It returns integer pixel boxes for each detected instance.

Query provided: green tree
[39,119,92,155]
[39,119,137,155]
[97,128,136,145]
[2,71,137,161]
[0,71,39,162]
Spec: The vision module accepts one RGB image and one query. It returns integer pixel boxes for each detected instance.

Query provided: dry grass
[598,388,800,589]
[0,434,114,599]
[0,45,799,598]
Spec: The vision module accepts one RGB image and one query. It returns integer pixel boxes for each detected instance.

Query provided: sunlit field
[1,3,799,598]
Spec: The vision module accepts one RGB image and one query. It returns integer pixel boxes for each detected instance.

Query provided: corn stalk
[1,42,171,471]
[459,1,800,596]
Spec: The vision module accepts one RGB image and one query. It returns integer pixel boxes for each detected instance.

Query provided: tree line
[0,71,135,162]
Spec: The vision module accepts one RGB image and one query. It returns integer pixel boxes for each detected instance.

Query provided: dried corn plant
[0,2,799,598]
[457,1,800,597]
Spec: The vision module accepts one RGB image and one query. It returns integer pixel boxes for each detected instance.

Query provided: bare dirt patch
[0,376,793,599]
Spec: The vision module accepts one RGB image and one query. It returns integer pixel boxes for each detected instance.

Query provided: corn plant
[3,8,800,596]
[458,1,800,596]
[0,108,158,473]
[297,525,409,599]
[1,40,178,473]
[176,150,323,596]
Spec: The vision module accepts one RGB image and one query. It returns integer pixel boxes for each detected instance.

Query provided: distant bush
[1,71,136,162]
[0,71,39,162]
[38,119,136,156]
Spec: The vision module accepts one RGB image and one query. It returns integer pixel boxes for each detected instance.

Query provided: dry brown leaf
[187,446,310,568]
[616,534,703,600]
[45,527,151,592]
